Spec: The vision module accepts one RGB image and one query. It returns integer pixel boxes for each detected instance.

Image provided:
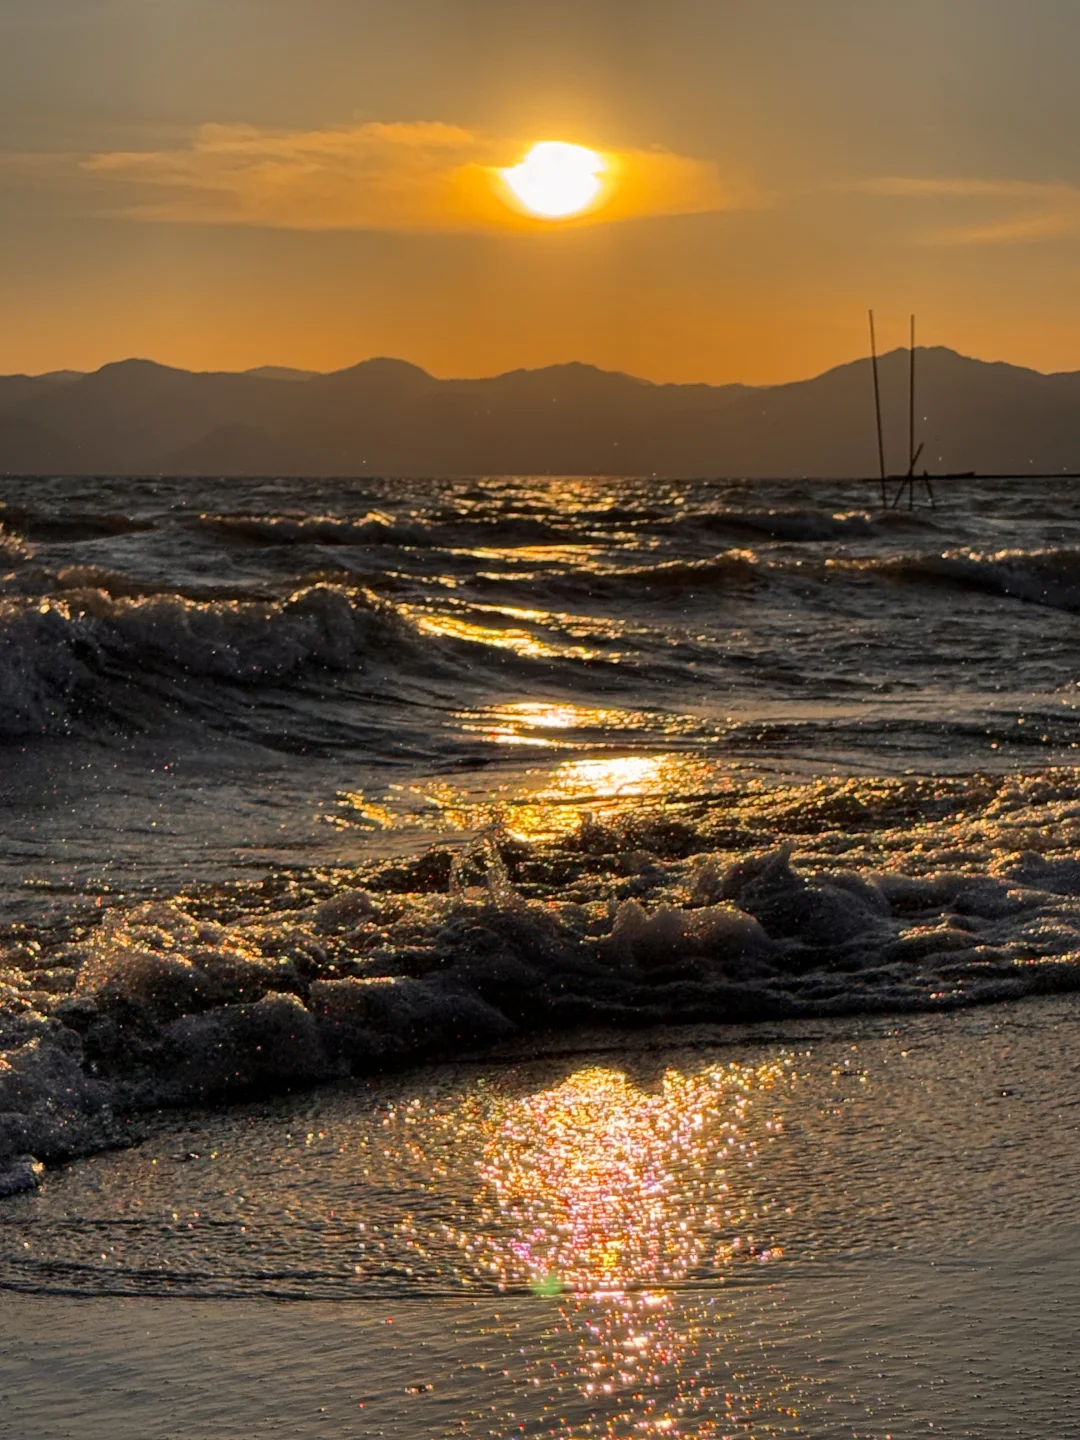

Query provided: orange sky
[3,0,1080,383]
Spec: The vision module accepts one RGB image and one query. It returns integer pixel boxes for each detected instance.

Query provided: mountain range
[1,347,1078,478]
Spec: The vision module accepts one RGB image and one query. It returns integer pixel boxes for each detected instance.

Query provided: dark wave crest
[839,545,1080,612]
[0,583,418,738]
[197,510,577,550]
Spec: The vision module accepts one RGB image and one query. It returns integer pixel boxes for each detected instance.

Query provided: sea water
[1,474,1080,1430]
[3,473,1080,1167]
[2,998,1078,1436]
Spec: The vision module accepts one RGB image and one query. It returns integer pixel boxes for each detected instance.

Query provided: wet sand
[3,996,1079,1437]
[2,1240,1077,1439]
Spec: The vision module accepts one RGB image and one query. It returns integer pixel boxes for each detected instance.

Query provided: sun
[501,141,607,219]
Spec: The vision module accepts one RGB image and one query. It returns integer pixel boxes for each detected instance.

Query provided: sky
[3,0,1080,383]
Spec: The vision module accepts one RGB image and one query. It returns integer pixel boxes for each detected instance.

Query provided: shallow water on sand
[2,996,1078,1437]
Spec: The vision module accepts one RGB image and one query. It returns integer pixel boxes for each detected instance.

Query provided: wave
[669,507,932,545]
[5,769,1080,1187]
[0,582,422,738]
[472,551,761,602]
[614,552,760,595]
[837,545,1080,612]
[0,509,154,544]
[197,511,576,550]
[196,511,434,548]
[0,574,625,740]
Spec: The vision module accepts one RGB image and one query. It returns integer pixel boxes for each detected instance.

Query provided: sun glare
[501,141,607,218]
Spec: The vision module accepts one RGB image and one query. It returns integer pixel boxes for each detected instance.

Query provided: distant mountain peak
[326,356,435,380]
[5,344,1080,477]
[498,360,649,382]
[95,357,186,376]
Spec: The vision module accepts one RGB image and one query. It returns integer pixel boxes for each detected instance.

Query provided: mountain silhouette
[1,348,1078,477]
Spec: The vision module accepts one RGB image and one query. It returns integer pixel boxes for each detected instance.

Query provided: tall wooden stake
[869,310,886,508]
[906,314,916,508]
[909,314,916,476]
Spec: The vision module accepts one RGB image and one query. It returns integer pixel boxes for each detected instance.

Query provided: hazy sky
[3,0,1080,382]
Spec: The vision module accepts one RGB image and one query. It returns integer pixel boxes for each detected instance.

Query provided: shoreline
[7,763,1080,1182]
[3,993,1078,1436]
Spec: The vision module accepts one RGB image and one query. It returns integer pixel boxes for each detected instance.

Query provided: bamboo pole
[869,310,886,508]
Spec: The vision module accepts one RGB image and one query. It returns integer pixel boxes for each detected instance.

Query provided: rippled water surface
[2,474,1080,1433]
[3,997,1079,1436]
[2,473,1080,904]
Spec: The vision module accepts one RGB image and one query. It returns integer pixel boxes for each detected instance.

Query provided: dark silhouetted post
[893,314,932,509]
[869,310,886,507]
[909,314,916,481]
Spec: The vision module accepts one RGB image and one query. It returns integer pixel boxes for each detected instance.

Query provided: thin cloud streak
[864,174,1080,245]
[62,121,737,233]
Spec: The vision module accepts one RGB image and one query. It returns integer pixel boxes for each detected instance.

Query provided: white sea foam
[4,770,1080,1180]
[0,524,31,563]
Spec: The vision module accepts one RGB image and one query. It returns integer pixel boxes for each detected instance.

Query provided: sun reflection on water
[444,1060,792,1436]
[453,544,607,566]
[403,605,620,662]
[497,753,721,842]
[327,748,726,844]
[456,702,705,754]
[539,755,700,803]
[469,1062,787,1295]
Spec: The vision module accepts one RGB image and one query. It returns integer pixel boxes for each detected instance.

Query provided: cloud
[65,120,735,233]
[862,174,1080,245]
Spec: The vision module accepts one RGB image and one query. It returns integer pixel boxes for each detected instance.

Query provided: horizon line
[3,342,1073,390]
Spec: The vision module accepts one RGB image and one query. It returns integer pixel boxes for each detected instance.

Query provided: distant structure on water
[868,311,935,510]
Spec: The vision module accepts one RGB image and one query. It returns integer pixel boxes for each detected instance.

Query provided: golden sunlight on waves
[542,755,699,803]
[456,702,700,752]
[384,751,722,844]
[466,1062,788,1295]
[510,753,720,839]
[448,1062,792,1436]
[407,609,604,662]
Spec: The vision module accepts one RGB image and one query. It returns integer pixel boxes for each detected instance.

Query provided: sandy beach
[4,995,1078,1437]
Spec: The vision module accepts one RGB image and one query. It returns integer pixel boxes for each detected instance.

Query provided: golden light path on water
[8,1007,1080,1436]
[407,609,610,663]
[415,1058,794,1436]
[333,746,724,841]
[473,1063,789,1291]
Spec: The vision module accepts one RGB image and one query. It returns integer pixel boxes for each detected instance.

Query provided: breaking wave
[0,582,421,738]
[839,545,1080,612]
[5,768,1080,1191]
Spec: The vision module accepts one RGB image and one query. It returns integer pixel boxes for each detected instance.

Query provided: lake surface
[2,996,1078,1437]
[3,474,1080,1158]
[3,472,1080,909]
[2,474,1080,1433]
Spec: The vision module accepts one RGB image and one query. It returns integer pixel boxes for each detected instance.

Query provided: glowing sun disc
[502,141,606,218]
